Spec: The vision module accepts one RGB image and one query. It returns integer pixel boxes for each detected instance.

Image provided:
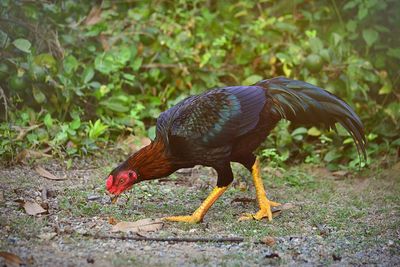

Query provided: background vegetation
[0,0,399,169]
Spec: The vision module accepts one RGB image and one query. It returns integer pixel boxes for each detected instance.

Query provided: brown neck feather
[126,139,176,181]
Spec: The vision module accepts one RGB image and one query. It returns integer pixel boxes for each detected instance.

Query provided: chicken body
[106,77,366,222]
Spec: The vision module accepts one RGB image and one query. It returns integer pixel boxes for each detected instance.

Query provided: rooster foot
[239,199,281,221]
[163,215,202,224]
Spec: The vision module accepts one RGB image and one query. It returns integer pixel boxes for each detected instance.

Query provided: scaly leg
[240,157,281,221]
[164,186,228,223]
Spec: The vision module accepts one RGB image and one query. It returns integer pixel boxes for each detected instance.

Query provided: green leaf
[147,125,156,140]
[70,117,81,130]
[307,127,321,136]
[122,73,135,81]
[309,37,323,53]
[32,86,46,104]
[95,53,114,74]
[379,83,392,95]
[324,150,341,163]
[44,114,53,128]
[387,48,400,60]
[362,29,378,47]
[358,7,368,20]
[242,75,262,86]
[34,53,57,73]
[88,119,108,140]
[292,127,308,140]
[12,38,31,53]
[100,96,130,113]
[200,51,211,68]
[64,55,79,74]
[131,57,142,71]
[82,67,95,83]
[0,29,10,48]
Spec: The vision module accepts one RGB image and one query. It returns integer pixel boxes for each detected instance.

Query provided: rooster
[106,77,366,223]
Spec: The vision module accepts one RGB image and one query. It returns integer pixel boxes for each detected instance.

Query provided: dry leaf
[392,161,400,171]
[271,203,296,217]
[13,124,41,141]
[111,218,163,234]
[261,236,276,246]
[332,170,349,178]
[35,166,64,180]
[108,217,119,225]
[37,232,57,241]
[0,190,4,203]
[279,203,296,210]
[0,251,24,267]
[22,200,47,216]
[85,6,102,26]
[99,34,110,51]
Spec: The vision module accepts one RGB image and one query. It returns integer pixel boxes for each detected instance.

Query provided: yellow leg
[164,186,228,223]
[240,157,281,221]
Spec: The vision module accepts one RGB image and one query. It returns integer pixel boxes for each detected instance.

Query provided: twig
[12,124,42,141]
[141,63,182,69]
[84,233,244,243]
[0,85,8,121]
[330,0,344,30]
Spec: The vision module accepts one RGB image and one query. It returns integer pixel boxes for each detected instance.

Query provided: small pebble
[87,195,101,201]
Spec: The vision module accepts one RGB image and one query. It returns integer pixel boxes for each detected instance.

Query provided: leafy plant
[0,0,398,167]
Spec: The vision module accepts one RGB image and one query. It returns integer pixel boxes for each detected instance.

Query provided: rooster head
[106,164,138,203]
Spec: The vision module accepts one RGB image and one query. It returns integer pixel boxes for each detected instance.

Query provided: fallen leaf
[270,203,296,218]
[13,124,41,141]
[111,218,163,234]
[17,149,52,162]
[35,166,65,180]
[392,161,400,171]
[22,200,47,216]
[279,203,296,210]
[37,232,57,241]
[0,190,4,203]
[332,170,349,179]
[123,136,151,153]
[261,236,276,246]
[108,217,119,225]
[0,251,24,267]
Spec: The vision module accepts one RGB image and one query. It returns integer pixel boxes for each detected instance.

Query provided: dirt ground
[0,155,399,267]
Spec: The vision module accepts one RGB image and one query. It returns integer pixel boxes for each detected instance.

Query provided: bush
[0,0,399,168]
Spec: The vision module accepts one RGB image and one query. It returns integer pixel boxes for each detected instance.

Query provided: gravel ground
[0,157,399,266]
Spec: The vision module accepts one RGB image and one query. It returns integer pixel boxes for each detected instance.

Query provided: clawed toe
[238,201,282,221]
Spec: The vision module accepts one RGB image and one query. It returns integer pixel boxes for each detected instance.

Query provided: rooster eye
[119,179,125,184]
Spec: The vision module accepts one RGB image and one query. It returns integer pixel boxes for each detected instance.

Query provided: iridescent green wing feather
[167,86,267,147]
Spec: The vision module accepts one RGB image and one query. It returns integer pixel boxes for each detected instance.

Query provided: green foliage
[0,0,399,167]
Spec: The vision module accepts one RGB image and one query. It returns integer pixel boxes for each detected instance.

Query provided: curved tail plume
[256,77,367,160]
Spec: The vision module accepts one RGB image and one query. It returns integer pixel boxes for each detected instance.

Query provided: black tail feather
[255,77,367,160]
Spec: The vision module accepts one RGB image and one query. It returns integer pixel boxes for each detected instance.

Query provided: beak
[106,191,120,204]
[110,195,119,204]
